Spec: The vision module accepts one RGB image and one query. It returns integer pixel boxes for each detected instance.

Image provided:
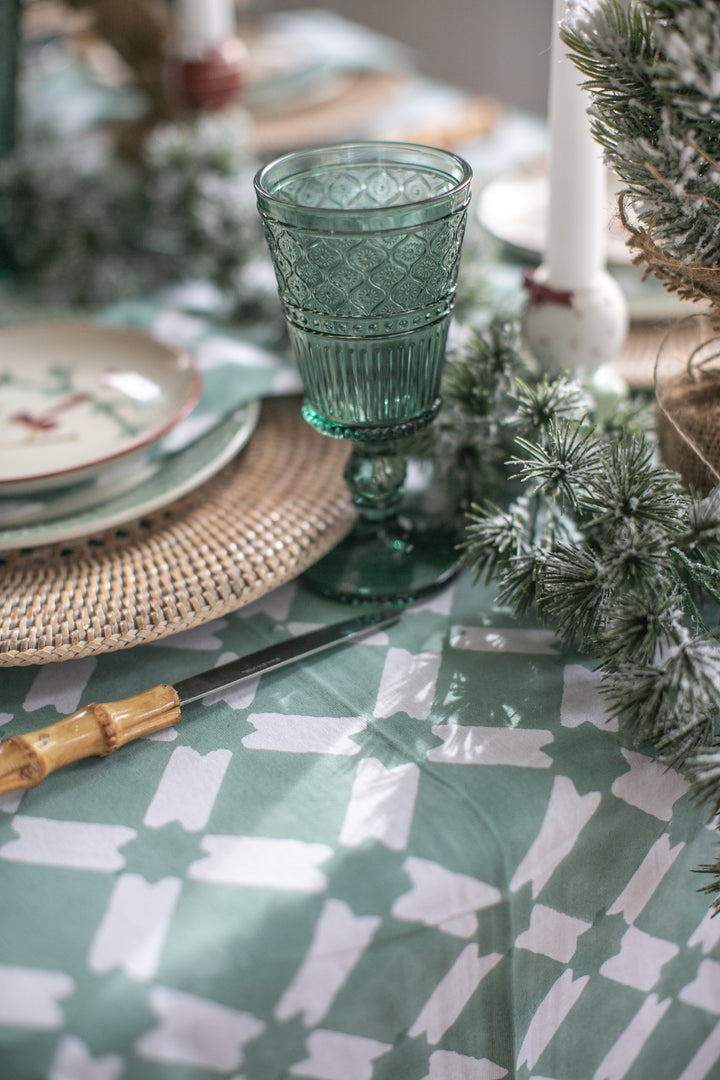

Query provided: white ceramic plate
[478,172,633,266]
[0,322,202,494]
[0,401,260,551]
[245,46,334,115]
[478,171,711,321]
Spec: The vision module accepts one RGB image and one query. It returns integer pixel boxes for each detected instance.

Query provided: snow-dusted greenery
[562,0,720,273]
[438,317,720,911]
[546,0,720,903]
[0,114,264,306]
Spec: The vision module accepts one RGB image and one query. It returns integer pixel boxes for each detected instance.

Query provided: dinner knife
[0,608,400,795]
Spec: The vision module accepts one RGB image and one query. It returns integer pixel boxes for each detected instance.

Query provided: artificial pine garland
[0,113,264,307]
[445,0,720,909]
[0,1,267,308]
[434,316,720,911]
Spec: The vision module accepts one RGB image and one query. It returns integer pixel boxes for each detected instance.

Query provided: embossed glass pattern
[255,142,472,602]
[255,143,471,434]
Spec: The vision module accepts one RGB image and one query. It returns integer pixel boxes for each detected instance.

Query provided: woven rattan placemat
[0,398,353,667]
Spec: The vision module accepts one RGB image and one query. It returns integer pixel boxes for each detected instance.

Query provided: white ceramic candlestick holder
[521,264,629,377]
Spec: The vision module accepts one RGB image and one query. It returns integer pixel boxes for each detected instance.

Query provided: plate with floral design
[0,322,202,494]
[0,402,260,550]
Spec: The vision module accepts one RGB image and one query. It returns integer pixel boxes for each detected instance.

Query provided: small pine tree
[561,0,720,305]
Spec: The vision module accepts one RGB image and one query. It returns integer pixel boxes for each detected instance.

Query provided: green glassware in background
[255,141,472,602]
[0,0,20,280]
[0,0,19,159]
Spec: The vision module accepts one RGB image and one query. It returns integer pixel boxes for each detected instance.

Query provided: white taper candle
[522,0,629,376]
[176,0,236,59]
[546,0,606,290]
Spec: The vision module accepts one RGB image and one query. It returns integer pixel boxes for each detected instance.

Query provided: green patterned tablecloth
[2,17,719,1072]
[1,570,719,1080]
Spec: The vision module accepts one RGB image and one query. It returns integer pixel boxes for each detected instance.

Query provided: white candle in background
[177,0,236,58]
[546,0,605,291]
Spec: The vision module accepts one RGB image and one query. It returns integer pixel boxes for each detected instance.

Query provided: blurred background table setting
[2,2,720,1079]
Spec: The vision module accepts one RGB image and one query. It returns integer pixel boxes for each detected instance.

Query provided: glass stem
[344,444,406,524]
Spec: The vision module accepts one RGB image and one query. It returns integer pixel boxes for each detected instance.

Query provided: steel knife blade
[175,608,400,704]
[0,607,400,794]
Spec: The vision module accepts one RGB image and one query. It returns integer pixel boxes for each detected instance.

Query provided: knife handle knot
[0,684,181,794]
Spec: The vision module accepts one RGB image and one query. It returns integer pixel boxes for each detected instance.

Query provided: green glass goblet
[254,141,472,602]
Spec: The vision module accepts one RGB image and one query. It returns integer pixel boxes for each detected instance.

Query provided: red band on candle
[523,269,574,307]
[178,38,247,112]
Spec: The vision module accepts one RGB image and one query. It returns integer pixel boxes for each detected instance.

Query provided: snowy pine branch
[561,0,720,269]
[443,316,720,909]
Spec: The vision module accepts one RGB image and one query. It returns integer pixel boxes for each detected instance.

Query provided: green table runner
[1,570,718,1080]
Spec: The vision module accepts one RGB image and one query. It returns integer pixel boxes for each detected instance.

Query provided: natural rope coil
[616,195,720,494]
[654,316,720,495]
[617,192,720,311]
[620,193,720,312]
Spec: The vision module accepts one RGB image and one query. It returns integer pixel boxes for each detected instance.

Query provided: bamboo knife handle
[0,684,181,794]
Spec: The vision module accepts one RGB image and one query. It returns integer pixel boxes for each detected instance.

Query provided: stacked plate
[0,322,260,551]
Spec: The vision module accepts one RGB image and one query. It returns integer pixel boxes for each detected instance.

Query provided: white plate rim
[0,321,203,493]
[477,172,633,267]
[0,400,260,551]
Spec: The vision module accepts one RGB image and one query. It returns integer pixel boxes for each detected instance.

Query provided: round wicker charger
[0,398,353,666]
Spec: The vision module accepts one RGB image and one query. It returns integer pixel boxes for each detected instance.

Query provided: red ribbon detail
[523,269,574,307]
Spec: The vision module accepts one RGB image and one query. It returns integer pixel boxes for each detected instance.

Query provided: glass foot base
[302,516,462,604]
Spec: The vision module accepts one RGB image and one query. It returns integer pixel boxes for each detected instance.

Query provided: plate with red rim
[0,322,202,495]
[0,402,260,551]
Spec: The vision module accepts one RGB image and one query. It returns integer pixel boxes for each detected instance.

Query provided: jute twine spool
[620,195,720,493]
[655,333,720,495]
